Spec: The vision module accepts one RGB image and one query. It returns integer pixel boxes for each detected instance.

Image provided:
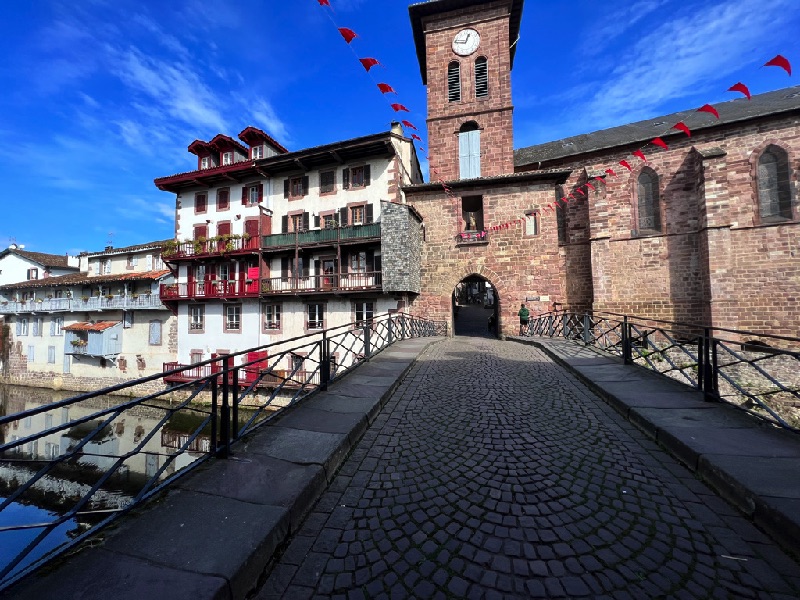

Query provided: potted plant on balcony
[71,339,88,347]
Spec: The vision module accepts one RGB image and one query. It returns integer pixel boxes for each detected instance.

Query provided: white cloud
[247,99,291,145]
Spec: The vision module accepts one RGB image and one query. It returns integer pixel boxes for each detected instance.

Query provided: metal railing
[261,223,381,249]
[0,312,446,591]
[0,294,165,314]
[527,311,800,432]
[261,271,382,294]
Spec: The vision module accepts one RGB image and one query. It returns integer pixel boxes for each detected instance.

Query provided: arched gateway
[452,274,499,338]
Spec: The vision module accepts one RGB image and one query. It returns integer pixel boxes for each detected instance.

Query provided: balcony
[0,294,165,315]
[160,279,260,302]
[162,236,259,261]
[261,271,382,295]
[262,223,381,250]
[455,230,489,247]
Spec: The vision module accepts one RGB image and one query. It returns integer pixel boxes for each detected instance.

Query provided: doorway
[452,275,498,337]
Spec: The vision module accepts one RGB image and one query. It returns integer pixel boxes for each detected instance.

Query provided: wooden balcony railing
[0,294,165,314]
[262,223,381,249]
[162,236,260,260]
[160,279,261,301]
[261,271,382,295]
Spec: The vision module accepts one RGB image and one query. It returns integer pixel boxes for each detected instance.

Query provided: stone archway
[452,273,500,337]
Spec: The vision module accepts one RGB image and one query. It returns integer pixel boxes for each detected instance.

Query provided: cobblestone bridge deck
[7,336,800,599]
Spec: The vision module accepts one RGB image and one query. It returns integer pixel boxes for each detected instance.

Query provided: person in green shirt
[518,303,530,335]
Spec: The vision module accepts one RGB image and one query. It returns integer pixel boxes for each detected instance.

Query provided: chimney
[390,121,403,136]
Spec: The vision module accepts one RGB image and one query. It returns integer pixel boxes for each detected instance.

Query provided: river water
[0,382,252,586]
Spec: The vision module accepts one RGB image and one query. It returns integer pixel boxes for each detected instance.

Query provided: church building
[405,0,800,339]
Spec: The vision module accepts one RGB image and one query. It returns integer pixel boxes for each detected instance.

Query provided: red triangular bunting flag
[585,182,595,191]
[401,120,417,130]
[390,103,410,113]
[651,137,668,150]
[574,188,585,196]
[764,54,792,76]
[318,0,330,5]
[728,82,752,100]
[605,168,617,177]
[619,160,632,171]
[697,104,720,119]
[633,149,647,163]
[377,83,396,94]
[594,176,605,184]
[411,134,422,141]
[359,58,380,71]
[672,122,691,137]
[338,28,357,44]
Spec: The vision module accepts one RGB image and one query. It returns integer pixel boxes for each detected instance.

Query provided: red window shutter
[284,179,290,199]
[343,168,350,190]
[241,186,248,205]
[245,219,258,239]
[302,176,309,196]
[364,165,371,186]
[257,183,263,203]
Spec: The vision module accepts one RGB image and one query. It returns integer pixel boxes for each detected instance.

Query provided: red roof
[63,321,119,332]
[238,126,288,154]
[210,134,248,154]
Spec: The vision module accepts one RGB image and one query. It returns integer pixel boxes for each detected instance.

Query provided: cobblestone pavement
[256,338,800,599]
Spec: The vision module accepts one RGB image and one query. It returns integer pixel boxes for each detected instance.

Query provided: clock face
[452,28,480,56]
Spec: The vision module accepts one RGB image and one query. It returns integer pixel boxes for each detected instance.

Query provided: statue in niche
[468,212,477,231]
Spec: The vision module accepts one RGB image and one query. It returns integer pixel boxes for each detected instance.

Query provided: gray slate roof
[514,85,800,167]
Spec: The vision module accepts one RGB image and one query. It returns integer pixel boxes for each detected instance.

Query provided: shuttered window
[757,146,792,222]
[458,122,481,179]
[149,321,162,345]
[448,61,461,102]
[637,169,661,233]
[475,56,488,98]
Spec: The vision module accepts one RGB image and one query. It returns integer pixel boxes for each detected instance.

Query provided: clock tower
[409,0,523,181]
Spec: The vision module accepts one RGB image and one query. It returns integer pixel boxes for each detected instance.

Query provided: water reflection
[0,383,247,585]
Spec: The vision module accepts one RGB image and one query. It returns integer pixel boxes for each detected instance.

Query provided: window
[189,305,205,332]
[321,213,337,229]
[222,151,233,165]
[103,259,112,275]
[51,316,63,336]
[195,192,207,214]
[263,304,281,331]
[149,320,162,345]
[17,318,29,336]
[320,170,336,194]
[201,156,210,169]
[242,183,263,206]
[351,205,365,225]
[346,165,370,189]
[249,186,259,205]
[461,196,484,232]
[48,346,56,364]
[459,122,481,179]
[284,176,309,199]
[217,188,230,211]
[123,311,134,329]
[218,263,231,281]
[190,350,203,364]
[33,317,43,337]
[475,57,488,98]
[27,268,39,280]
[525,210,540,236]
[350,251,367,273]
[307,303,325,330]
[636,169,661,233]
[27,346,35,362]
[448,61,461,102]
[225,304,242,332]
[353,300,375,327]
[252,145,263,159]
[757,145,793,222]
[127,255,138,269]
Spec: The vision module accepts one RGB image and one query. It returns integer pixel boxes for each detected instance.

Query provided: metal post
[219,355,231,458]
[622,316,632,364]
[562,313,569,339]
[388,316,394,345]
[210,377,218,456]
[547,315,554,337]
[363,324,371,358]
[320,333,330,390]
[231,366,239,442]
[583,313,591,344]
[697,334,705,393]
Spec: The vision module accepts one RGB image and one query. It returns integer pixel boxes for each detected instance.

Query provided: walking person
[518,303,529,335]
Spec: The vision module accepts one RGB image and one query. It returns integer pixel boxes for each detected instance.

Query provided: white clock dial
[452,28,480,56]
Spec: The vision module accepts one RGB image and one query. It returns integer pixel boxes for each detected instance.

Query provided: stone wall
[381,202,423,294]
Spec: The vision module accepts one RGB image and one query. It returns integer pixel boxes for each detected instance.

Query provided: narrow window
[757,145,792,222]
[222,151,233,165]
[225,304,241,332]
[149,320,162,345]
[307,303,325,330]
[637,169,661,233]
[458,122,481,179]
[195,193,207,214]
[475,57,488,98]
[264,304,281,331]
[217,188,230,210]
[461,195,484,232]
[320,170,336,194]
[189,306,205,331]
[448,61,461,102]
[252,145,263,159]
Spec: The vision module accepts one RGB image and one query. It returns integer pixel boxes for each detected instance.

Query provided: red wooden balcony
[261,271,382,295]
[162,235,260,261]
[163,362,317,389]
[160,279,260,301]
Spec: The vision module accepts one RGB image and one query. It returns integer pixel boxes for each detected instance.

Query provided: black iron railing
[527,311,800,433]
[0,312,446,591]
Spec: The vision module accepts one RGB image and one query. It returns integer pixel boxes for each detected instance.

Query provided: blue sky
[1,0,798,256]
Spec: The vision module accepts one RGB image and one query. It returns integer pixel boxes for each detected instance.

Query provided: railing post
[622,316,632,364]
[321,332,330,390]
[702,327,718,401]
[388,316,395,345]
[231,365,239,442]
[562,313,569,339]
[363,324,371,358]
[547,314,554,337]
[697,333,705,393]
[210,377,218,456]
[583,313,591,344]
[219,355,231,458]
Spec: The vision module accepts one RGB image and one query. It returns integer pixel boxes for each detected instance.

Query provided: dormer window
[222,152,233,166]
[252,145,263,160]
[200,157,210,169]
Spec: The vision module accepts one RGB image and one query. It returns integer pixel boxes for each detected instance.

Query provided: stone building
[404,0,800,339]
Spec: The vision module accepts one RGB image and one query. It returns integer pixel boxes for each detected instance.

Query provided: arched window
[475,57,488,98]
[757,145,792,221]
[637,169,661,233]
[458,122,480,179]
[447,61,461,102]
